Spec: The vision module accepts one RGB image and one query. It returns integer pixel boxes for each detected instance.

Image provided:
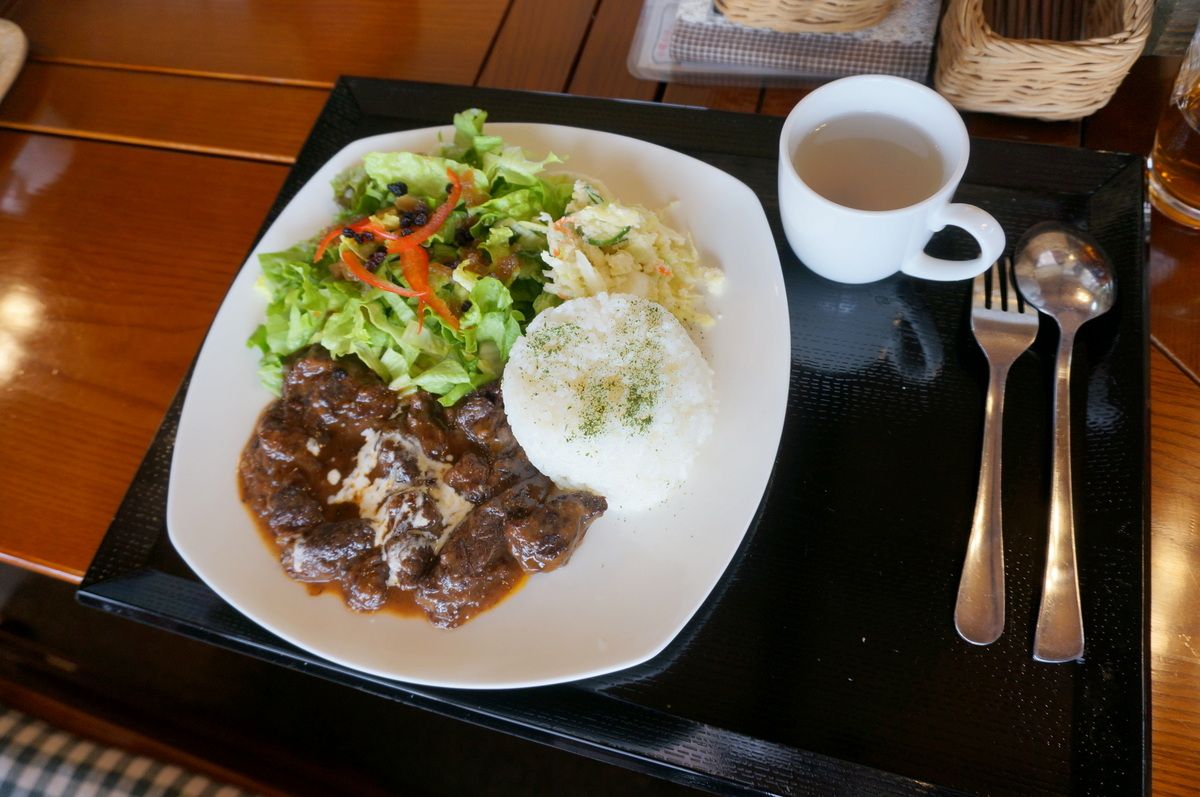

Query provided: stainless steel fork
[955,258,1040,645]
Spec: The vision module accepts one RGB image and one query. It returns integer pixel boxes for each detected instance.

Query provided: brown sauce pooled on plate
[237,346,606,628]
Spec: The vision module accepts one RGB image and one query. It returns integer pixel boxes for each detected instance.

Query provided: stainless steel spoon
[1014,222,1116,663]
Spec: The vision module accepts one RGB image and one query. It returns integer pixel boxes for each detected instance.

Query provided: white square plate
[167,123,790,689]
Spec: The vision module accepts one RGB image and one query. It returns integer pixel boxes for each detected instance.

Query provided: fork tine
[972,269,988,308]
[990,259,1004,311]
[1000,257,1012,310]
[1009,258,1034,315]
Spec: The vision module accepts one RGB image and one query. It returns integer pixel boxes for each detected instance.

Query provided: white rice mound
[502,293,716,512]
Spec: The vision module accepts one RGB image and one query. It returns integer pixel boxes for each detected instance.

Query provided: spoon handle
[1034,329,1085,662]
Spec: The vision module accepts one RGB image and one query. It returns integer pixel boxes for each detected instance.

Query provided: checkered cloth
[668,0,940,82]
[0,704,254,797]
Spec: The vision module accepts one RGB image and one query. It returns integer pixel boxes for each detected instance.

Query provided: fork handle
[955,362,1009,645]
[1034,329,1085,662]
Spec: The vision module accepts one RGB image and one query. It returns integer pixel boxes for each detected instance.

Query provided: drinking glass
[1149,23,1200,228]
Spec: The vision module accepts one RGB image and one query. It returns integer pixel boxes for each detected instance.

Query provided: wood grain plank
[477,0,597,92]
[1150,208,1200,386]
[661,84,761,112]
[0,133,288,581]
[1149,345,1200,795]
[960,112,1080,146]
[760,86,820,117]
[0,62,327,162]
[569,0,658,101]
[6,0,509,86]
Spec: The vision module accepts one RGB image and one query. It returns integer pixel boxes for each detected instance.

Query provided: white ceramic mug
[778,75,1005,284]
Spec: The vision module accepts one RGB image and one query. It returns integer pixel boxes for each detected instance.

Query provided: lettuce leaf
[469,188,544,237]
[438,109,571,243]
[483,146,563,190]
[480,225,514,264]
[441,108,504,168]
[362,152,486,204]
[412,358,472,395]
[247,247,523,403]
[463,277,522,362]
[330,165,388,219]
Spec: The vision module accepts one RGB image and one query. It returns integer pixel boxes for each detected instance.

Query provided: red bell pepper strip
[313,217,378,262]
[387,169,464,255]
[400,247,460,331]
[341,249,459,331]
[324,170,463,332]
[340,249,422,298]
[317,168,464,262]
[362,223,398,240]
[313,227,343,262]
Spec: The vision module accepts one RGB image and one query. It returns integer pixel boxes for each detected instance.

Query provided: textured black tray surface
[79,78,1148,797]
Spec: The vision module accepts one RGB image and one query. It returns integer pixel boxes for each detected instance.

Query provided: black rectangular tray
[79,78,1148,797]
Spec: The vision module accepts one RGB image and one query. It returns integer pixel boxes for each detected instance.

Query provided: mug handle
[900,204,1006,282]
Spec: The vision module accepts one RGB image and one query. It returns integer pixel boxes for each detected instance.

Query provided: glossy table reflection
[0,0,1198,792]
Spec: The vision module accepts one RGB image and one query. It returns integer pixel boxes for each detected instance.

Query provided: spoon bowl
[1011,221,1117,664]
[1014,223,1116,329]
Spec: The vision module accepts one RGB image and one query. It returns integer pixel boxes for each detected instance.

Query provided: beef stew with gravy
[239,347,606,628]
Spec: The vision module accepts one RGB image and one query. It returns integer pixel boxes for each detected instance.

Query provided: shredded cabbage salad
[248,109,721,405]
[539,181,724,328]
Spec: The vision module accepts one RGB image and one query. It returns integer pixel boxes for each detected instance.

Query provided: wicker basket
[715,0,896,33]
[934,0,1152,121]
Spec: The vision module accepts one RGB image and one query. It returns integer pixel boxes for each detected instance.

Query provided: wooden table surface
[0,0,1197,792]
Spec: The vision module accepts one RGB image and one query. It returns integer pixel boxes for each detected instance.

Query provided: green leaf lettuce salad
[248,109,570,406]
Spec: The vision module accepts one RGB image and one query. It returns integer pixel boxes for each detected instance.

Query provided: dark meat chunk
[238,402,326,537]
[380,490,442,589]
[381,490,443,537]
[487,453,541,497]
[254,405,314,465]
[283,347,397,431]
[443,451,492,503]
[372,437,419,484]
[262,483,325,537]
[281,519,375,582]
[341,553,390,612]
[498,476,553,515]
[506,492,607,573]
[447,385,516,457]
[415,506,521,628]
[239,470,324,539]
[280,539,336,583]
[384,530,438,589]
[446,385,538,495]
[399,392,451,460]
[449,384,499,427]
